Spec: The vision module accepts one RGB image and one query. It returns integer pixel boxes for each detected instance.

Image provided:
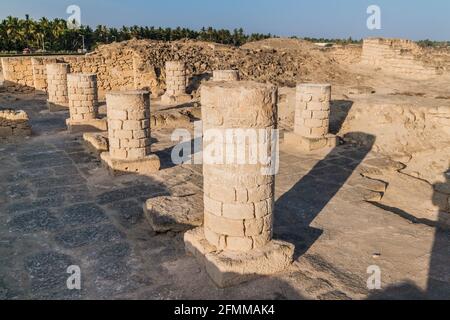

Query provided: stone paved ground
[0,92,448,300]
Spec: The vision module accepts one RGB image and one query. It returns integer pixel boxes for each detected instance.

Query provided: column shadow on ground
[274,132,376,260]
[367,169,450,300]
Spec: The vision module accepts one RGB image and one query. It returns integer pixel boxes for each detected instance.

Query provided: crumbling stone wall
[31,57,62,91]
[132,52,159,95]
[0,109,31,137]
[361,38,439,78]
[65,50,135,95]
[1,50,135,95]
[1,57,34,90]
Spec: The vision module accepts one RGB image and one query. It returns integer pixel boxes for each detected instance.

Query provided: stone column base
[284,132,338,151]
[47,101,68,112]
[160,93,192,105]
[66,119,108,133]
[184,227,295,288]
[83,132,109,155]
[100,152,160,176]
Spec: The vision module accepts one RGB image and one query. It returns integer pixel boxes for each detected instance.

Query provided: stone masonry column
[46,63,70,111]
[213,70,240,82]
[284,83,337,151]
[160,61,191,104]
[100,90,160,175]
[184,81,294,288]
[66,73,107,133]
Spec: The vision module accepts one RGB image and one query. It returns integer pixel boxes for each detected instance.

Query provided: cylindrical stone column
[105,91,152,160]
[201,81,277,252]
[165,61,187,96]
[295,83,331,138]
[46,63,70,107]
[67,73,99,121]
[213,70,240,82]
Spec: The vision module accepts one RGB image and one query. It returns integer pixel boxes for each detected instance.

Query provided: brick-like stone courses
[165,61,187,97]
[213,70,240,82]
[295,83,331,139]
[201,81,277,252]
[31,57,60,92]
[0,109,31,137]
[0,57,34,88]
[46,63,70,106]
[105,91,152,160]
[361,38,437,78]
[67,74,99,121]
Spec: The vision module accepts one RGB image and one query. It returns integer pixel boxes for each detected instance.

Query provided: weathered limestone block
[184,81,294,288]
[284,83,337,151]
[213,70,240,82]
[82,132,109,155]
[66,73,107,133]
[161,61,192,104]
[144,193,203,233]
[101,90,160,175]
[0,109,31,137]
[46,63,70,111]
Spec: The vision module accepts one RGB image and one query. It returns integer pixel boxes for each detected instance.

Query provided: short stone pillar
[160,61,191,104]
[213,70,240,82]
[66,73,107,133]
[184,81,294,288]
[46,63,70,111]
[100,90,160,175]
[0,109,31,137]
[284,83,337,151]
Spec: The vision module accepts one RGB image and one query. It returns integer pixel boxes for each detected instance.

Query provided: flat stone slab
[144,193,203,232]
[66,118,107,133]
[184,227,294,288]
[100,152,160,176]
[160,93,192,105]
[284,132,338,151]
[47,101,68,112]
[83,132,109,155]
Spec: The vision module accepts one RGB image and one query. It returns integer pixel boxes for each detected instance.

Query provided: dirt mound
[93,38,352,88]
[241,37,317,52]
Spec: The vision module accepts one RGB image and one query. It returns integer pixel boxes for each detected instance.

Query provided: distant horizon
[1,0,450,41]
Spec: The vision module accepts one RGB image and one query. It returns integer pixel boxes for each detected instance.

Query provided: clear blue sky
[1,0,449,40]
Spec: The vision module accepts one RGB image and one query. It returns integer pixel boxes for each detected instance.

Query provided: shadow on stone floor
[365,169,450,300]
[274,132,376,260]
[156,137,202,170]
[329,99,353,135]
[428,170,450,299]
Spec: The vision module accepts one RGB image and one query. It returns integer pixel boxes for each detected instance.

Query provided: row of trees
[299,36,362,45]
[0,15,274,53]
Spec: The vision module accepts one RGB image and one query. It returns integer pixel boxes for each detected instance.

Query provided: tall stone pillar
[66,73,107,133]
[284,83,337,151]
[100,90,160,175]
[213,70,240,82]
[161,61,191,104]
[184,81,294,288]
[46,63,70,111]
